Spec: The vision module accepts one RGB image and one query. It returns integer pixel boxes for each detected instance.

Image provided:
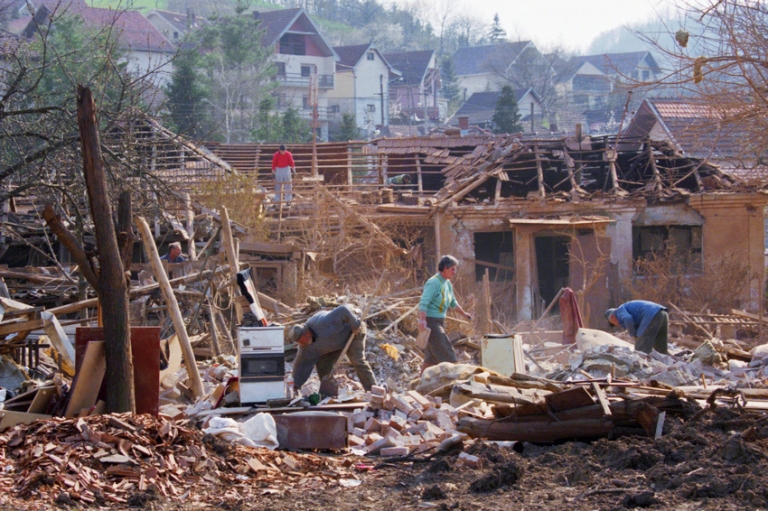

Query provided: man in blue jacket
[605,300,668,354]
[287,304,377,393]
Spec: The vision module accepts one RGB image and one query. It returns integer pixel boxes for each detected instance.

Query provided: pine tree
[492,85,523,134]
[253,97,282,142]
[164,49,208,139]
[489,13,507,43]
[440,55,462,114]
[333,113,360,141]
[280,106,313,143]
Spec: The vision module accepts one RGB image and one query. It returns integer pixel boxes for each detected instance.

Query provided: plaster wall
[125,50,174,87]
[688,193,767,309]
[328,54,390,129]
[457,73,500,98]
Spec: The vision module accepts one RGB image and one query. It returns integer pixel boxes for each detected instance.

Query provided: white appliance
[237,326,286,404]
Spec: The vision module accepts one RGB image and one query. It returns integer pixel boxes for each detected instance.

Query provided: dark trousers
[635,310,669,354]
[314,331,377,391]
[423,317,458,368]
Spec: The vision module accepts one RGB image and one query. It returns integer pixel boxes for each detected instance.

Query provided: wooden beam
[135,215,204,398]
[220,207,240,294]
[42,205,99,289]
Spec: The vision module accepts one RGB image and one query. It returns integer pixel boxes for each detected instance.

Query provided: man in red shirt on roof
[272,144,296,208]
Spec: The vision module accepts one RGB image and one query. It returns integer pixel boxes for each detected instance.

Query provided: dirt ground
[4,403,768,511]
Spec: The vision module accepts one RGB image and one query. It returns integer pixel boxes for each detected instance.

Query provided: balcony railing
[274,73,334,89]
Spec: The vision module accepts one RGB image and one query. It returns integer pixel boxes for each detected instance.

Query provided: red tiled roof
[76,7,174,53]
[623,98,757,163]
[5,15,31,35]
[0,29,25,57]
[26,4,174,53]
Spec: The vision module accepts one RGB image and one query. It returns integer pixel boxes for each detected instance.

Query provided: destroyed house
[199,131,766,327]
[363,134,767,325]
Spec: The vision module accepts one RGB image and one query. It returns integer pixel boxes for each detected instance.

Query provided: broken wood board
[545,386,595,413]
[0,410,52,432]
[41,310,76,369]
[65,341,106,418]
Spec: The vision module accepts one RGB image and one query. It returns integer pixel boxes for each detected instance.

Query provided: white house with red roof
[18,2,175,87]
[253,8,338,141]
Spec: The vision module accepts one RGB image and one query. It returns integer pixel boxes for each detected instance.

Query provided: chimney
[186,8,196,28]
[458,116,469,130]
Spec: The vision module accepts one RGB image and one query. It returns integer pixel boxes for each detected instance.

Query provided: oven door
[240,352,285,383]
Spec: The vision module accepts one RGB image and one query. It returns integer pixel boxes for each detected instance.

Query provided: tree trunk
[117,190,136,274]
[77,85,135,413]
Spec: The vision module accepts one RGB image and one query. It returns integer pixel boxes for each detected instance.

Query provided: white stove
[237,326,286,404]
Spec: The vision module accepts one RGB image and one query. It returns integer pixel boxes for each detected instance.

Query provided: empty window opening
[633,225,702,274]
[474,231,514,282]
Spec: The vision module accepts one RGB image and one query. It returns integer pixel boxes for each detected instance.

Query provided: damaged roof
[433,134,746,207]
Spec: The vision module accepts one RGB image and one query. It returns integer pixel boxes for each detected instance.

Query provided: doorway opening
[535,235,570,310]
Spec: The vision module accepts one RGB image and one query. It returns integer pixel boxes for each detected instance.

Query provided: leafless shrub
[623,246,750,313]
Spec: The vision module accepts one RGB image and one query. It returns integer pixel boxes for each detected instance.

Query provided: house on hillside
[253,8,338,141]
[447,88,547,134]
[17,3,175,87]
[621,98,767,182]
[328,43,400,137]
[570,51,662,83]
[384,49,442,127]
[146,8,210,45]
[451,41,537,99]
[553,52,661,135]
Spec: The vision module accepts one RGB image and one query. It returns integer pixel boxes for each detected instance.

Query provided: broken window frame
[632,225,703,275]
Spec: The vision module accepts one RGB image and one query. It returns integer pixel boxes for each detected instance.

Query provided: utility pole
[309,73,319,178]
[379,74,385,126]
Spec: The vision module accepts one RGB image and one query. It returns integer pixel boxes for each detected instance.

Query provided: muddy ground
[4,405,768,511]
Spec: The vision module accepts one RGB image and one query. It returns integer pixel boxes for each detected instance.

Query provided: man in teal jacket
[418,255,472,372]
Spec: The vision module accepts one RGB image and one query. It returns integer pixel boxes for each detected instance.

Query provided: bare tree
[635,1,768,162]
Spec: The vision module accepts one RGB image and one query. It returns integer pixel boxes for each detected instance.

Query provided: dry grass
[192,173,270,240]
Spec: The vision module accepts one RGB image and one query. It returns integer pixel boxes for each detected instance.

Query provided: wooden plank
[0,296,33,312]
[591,382,612,417]
[545,386,595,412]
[41,311,76,369]
[135,216,204,399]
[65,341,106,418]
[0,318,45,337]
[457,417,614,443]
[0,411,52,432]
[27,386,57,414]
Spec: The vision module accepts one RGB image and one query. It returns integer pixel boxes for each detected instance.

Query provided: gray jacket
[292,304,361,387]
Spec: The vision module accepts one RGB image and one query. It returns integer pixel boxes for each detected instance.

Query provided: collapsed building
[200,131,767,327]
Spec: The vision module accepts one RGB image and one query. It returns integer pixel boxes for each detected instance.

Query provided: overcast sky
[391,0,677,53]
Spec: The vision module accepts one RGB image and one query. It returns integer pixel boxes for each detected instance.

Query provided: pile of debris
[0,412,359,506]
